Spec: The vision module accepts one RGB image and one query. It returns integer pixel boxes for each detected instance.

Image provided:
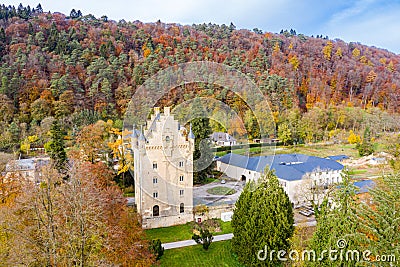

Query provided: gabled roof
[326,155,349,161]
[210,132,236,142]
[354,180,375,194]
[6,159,35,171]
[217,153,344,181]
[6,158,50,172]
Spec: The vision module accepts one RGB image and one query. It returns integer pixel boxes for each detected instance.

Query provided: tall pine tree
[45,120,67,172]
[356,126,374,156]
[307,172,359,267]
[355,173,400,266]
[232,170,294,266]
[190,97,214,184]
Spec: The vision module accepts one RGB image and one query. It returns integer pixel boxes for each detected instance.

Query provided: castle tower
[133,107,194,228]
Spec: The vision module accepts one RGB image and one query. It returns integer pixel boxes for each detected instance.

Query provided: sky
[4,0,400,54]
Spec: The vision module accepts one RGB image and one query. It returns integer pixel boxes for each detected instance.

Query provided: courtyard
[193,178,244,206]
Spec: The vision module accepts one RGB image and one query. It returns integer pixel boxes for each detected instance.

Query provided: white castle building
[132,107,195,228]
[216,153,344,206]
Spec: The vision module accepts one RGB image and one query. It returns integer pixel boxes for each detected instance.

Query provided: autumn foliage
[0,4,398,152]
[0,160,155,266]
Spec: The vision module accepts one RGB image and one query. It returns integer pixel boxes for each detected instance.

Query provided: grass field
[145,220,233,243]
[206,186,236,195]
[348,169,368,175]
[203,176,218,184]
[215,145,272,157]
[216,143,361,159]
[145,223,193,243]
[159,240,243,267]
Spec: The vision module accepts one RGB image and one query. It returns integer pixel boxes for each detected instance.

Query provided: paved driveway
[193,180,244,206]
[162,233,234,250]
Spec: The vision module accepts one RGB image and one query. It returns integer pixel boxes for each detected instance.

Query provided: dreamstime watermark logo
[257,238,396,263]
[123,61,276,207]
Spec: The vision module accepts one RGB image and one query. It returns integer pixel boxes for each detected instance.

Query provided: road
[162,233,234,250]
[162,220,316,250]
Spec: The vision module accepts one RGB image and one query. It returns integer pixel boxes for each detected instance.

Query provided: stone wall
[194,204,235,223]
[143,204,236,228]
[142,213,194,229]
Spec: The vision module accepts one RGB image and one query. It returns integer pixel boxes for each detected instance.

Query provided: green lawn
[348,169,368,175]
[159,240,243,267]
[216,143,361,158]
[219,220,233,234]
[216,146,270,157]
[206,186,236,195]
[145,220,233,243]
[203,177,218,184]
[145,223,193,243]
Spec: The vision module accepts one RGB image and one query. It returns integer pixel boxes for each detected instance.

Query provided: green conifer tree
[355,173,400,266]
[307,172,359,266]
[45,120,67,172]
[232,170,294,266]
[190,97,214,184]
[356,126,374,156]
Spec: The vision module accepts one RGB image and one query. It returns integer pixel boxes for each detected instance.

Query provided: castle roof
[354,180,375,194]
[210,132,236,142]
[188,124,195,139]
[217,153,344,181]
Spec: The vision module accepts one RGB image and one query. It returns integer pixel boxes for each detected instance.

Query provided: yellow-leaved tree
[348,130,361,144]
[108,128,133,187]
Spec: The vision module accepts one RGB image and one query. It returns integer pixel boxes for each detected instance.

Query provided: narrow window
[179,175,184,182]
[179,189,184,196]
[153,177,158,184]
[153,192,158,198]
[153,162,157,169]
[179,161,184,167]
[153,205,159,216]
[180,203,184,213]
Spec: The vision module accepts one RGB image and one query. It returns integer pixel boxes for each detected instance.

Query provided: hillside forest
[0,4,399,265]
[0,4,399,153]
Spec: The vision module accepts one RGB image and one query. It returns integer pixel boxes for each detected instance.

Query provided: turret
[188,124,195,152]
[138,126,146,153]
[132,124,138,149]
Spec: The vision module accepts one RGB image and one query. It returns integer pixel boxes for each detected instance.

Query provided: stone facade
[132,107,195,229]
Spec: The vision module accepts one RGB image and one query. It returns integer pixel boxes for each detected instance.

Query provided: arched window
[153,205,159,216]
[180,203,184,213]
[165,136,170,142]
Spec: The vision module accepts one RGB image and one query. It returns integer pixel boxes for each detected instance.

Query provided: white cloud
[321,0,400,53]
[328,0,377,24]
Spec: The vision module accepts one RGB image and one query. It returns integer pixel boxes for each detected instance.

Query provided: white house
[216,153,344,206]
[5,157,50,184]
[210,132,237,146]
